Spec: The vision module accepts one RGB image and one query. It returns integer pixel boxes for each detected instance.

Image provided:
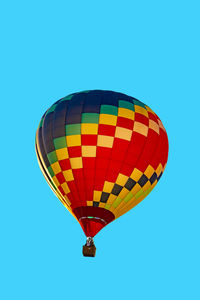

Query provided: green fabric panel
[65,124,81,135]
[113,197,122,208]
[105,204,111,209]
[135,189,144,199]
[60,94,74,102]
[47,151,57,164]
[39,117,44,128]
[143,187,152,197]
[46,104,57,114]
[119,100,134,111]
[48,166,54,177]
[53,136,67,149]
[79,90,90,93]
[124,192,134,203]
[81,113,99,123]
[51,180,57,190]
[100,105,118,116]
[133,99,146,108]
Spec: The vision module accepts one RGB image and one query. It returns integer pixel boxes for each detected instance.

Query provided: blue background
[1,1,199,299]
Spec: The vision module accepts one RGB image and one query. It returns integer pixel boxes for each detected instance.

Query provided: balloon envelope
[35,90,168,238]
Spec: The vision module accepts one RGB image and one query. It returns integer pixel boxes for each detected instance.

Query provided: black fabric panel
[111,184,123,196]
[100,192,110,203]
[100,90,119,106]
[65,113,82,124]
[53,101,69,138]
[157,172,163,182]
[138,174,148,187]
[125,178,136,191]
[150,172,157,184]
[42,112,55,153]
[38,127,50,167]
[82,91,101,113]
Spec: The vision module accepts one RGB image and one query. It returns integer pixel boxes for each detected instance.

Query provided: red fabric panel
[68,146,82,158]
[98,124,116,136]
[135,113,149,126]
[59,159,71,171]
[81,135,97,145]
[117,117,134,130]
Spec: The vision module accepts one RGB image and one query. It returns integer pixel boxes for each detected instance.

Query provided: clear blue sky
[1,1,199,299]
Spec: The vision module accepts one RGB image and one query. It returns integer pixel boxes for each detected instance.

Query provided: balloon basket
[82,237,96,257]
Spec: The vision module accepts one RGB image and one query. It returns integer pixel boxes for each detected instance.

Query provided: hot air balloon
[35,90,168,257]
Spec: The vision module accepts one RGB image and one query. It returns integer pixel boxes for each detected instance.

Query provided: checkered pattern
[36,90,168,235]
[90,163,163,211]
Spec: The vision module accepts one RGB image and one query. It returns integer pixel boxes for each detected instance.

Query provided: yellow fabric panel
[103,181,114,193]
[145,105,155,115]
[149,119,159,134]
[51,162,61,175]
[70,157,83,169]
[116,173,129,186]
[99,114,117,126]
[52,175,60,187]
[135,105,149,117]
[61,182,70,194]
[142,181,151,192]
[63,195,71,205]
[151,181,157,189]
[99,202,105,208]
[158,119,165,131]
[82,146,97,157]
[105,203,111,209]
[97,135,114,148]
[144,165,155,178]
[156,163,162,176]
[133,122,148,137]
[107,194,117,204]
[109,205,116,213]
[118,108,134,120]
[118,187,129,199]
[130,168,143,181]
[63,169,74,181]
[56,148,69,160]
[66,135,81,147]
[115,127,132,141]
[120,197,142,216]
[93,191,101,202]
[113,198,127,213]
[87,201,93,206]
[131,183,142,195]
[81,124,98,135]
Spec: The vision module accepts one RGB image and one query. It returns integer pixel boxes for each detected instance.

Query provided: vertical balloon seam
[107,96,135,219]
[64,96,82,210]
[110,99,147,216]
[93,92,108,213]
[115,101,151,217]
[118,104,161,217]
[35,126,75,215]
[96,92,118,214]
[41,103,70,208]
[79,92,87,228]
[118,110,165,218]
[90,92,102,235]
[154,115,168,177]
[52,98,72,208]
[35,140,74,215]
[60,98,77,207]
[38,108,61,201]
[111,98,144,219]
